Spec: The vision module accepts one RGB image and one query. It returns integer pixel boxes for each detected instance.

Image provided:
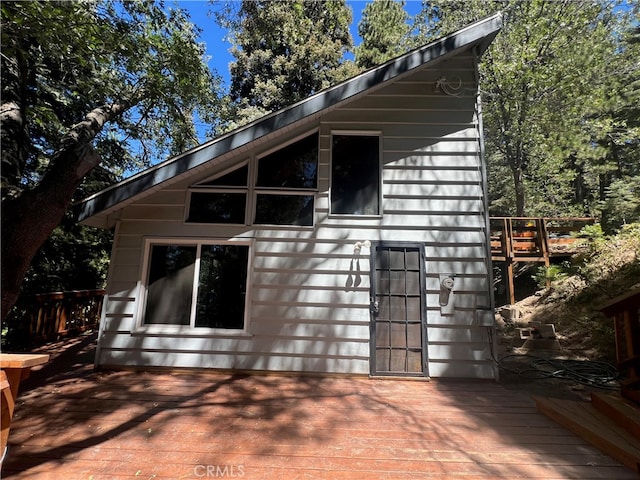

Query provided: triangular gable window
[257,133,318,189]
[186,164,248,224]
[185,131,319,226]
[198,164,248,187]
[254,132,318,226]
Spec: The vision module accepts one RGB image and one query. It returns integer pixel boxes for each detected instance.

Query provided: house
[77,14,503,379]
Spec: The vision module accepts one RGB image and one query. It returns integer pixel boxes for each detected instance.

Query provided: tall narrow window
[331,134,381,215]
[195,245,249,329]
[144,245,197,325]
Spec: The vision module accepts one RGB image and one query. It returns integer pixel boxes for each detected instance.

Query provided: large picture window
[143,241,250,330]
[331,134,381,215]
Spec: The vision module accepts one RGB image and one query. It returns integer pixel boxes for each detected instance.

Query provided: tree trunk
[512,165,526,217]
[504,141,527,217]
[0,51,30,190]
[1,102,128,320]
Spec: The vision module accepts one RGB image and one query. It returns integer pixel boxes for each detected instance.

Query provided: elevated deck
[490,217,596,304]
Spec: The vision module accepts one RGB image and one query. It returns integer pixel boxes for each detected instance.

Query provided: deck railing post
[490,217,596,305]
[4,289,105,347]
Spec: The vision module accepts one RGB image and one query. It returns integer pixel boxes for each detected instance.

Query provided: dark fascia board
[76,12,502,225]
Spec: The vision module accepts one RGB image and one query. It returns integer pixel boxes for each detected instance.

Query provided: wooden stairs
[535,392,640,473]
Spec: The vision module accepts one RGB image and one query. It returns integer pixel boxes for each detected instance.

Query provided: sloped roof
[77,13,502,227]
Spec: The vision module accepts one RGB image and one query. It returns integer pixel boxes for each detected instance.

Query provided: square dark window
[255,194,314,226]
[143,243,249,330]
[187,192,246,224]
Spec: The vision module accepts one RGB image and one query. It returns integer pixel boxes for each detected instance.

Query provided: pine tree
[414,0,634,218]
[219,0,357,129]
[354,0,411,69]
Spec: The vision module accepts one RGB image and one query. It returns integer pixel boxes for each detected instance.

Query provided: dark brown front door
[370,243,428,376]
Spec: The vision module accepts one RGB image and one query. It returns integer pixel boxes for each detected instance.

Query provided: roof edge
[77,12,502,224]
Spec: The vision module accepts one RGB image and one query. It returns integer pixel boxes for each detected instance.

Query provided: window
[187,192,246,224]
[185,133,319,227]
[144,245,196,326]
[255,132,318,225]
[199,165,248,187]
[255,194,314,226]
[186,165,248,224]
[331,134,381,215]
[143,241,250,330]
[257,134,318,189]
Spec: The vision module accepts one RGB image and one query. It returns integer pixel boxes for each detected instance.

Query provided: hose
[497,353,620,389]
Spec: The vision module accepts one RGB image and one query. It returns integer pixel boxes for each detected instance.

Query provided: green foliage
[534,264,569,289]
[414,1,639,218]
[354,0,412,68]
[600,176,640,233]
[573,223,640,292]
[576,223,606,242]
[1,0,221,194]
[1,0,221,307]
[218,0,357,130]
[21,214,112,294]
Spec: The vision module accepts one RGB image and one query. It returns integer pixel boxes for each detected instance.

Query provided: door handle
[370,300,379,315]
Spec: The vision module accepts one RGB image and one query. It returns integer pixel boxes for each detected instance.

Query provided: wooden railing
[490,217,595,260]
[490,217,596,304]
[599,288,640,405]
[3,289,105,347]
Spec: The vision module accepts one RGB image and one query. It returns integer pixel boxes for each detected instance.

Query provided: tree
[218,0,358,129]
[354,0,412,69]
[589,3,640,231]
[1,0,221,320]
[415,0,634,217]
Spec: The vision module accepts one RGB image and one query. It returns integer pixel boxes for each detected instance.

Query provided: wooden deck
[1,333,637,479]
[490,217,596,304]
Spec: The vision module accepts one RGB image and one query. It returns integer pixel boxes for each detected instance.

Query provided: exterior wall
[96,54,496,378]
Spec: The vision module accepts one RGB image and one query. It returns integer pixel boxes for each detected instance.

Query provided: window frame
[252,130,319,227]
[329,130,383,218]
[135,237,253,336]
[185,188,249,225]
[185,162,250,225]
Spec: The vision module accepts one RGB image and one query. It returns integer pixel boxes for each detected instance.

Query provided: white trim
[94,219,121,368]
[193,160,250,187]
[184,189,249,226]
[134,237,254,336]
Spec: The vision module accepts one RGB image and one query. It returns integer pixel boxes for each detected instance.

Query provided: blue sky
[176,0,424,88]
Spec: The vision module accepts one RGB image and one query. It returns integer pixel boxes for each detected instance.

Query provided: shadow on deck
[1,332,637,479]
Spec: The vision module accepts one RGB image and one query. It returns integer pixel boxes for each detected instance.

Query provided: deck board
[1,333,637,479]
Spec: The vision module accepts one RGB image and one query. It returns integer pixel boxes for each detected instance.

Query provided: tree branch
[1,100,130,319]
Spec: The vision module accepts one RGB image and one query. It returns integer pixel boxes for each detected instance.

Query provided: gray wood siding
[96,55,495,378]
